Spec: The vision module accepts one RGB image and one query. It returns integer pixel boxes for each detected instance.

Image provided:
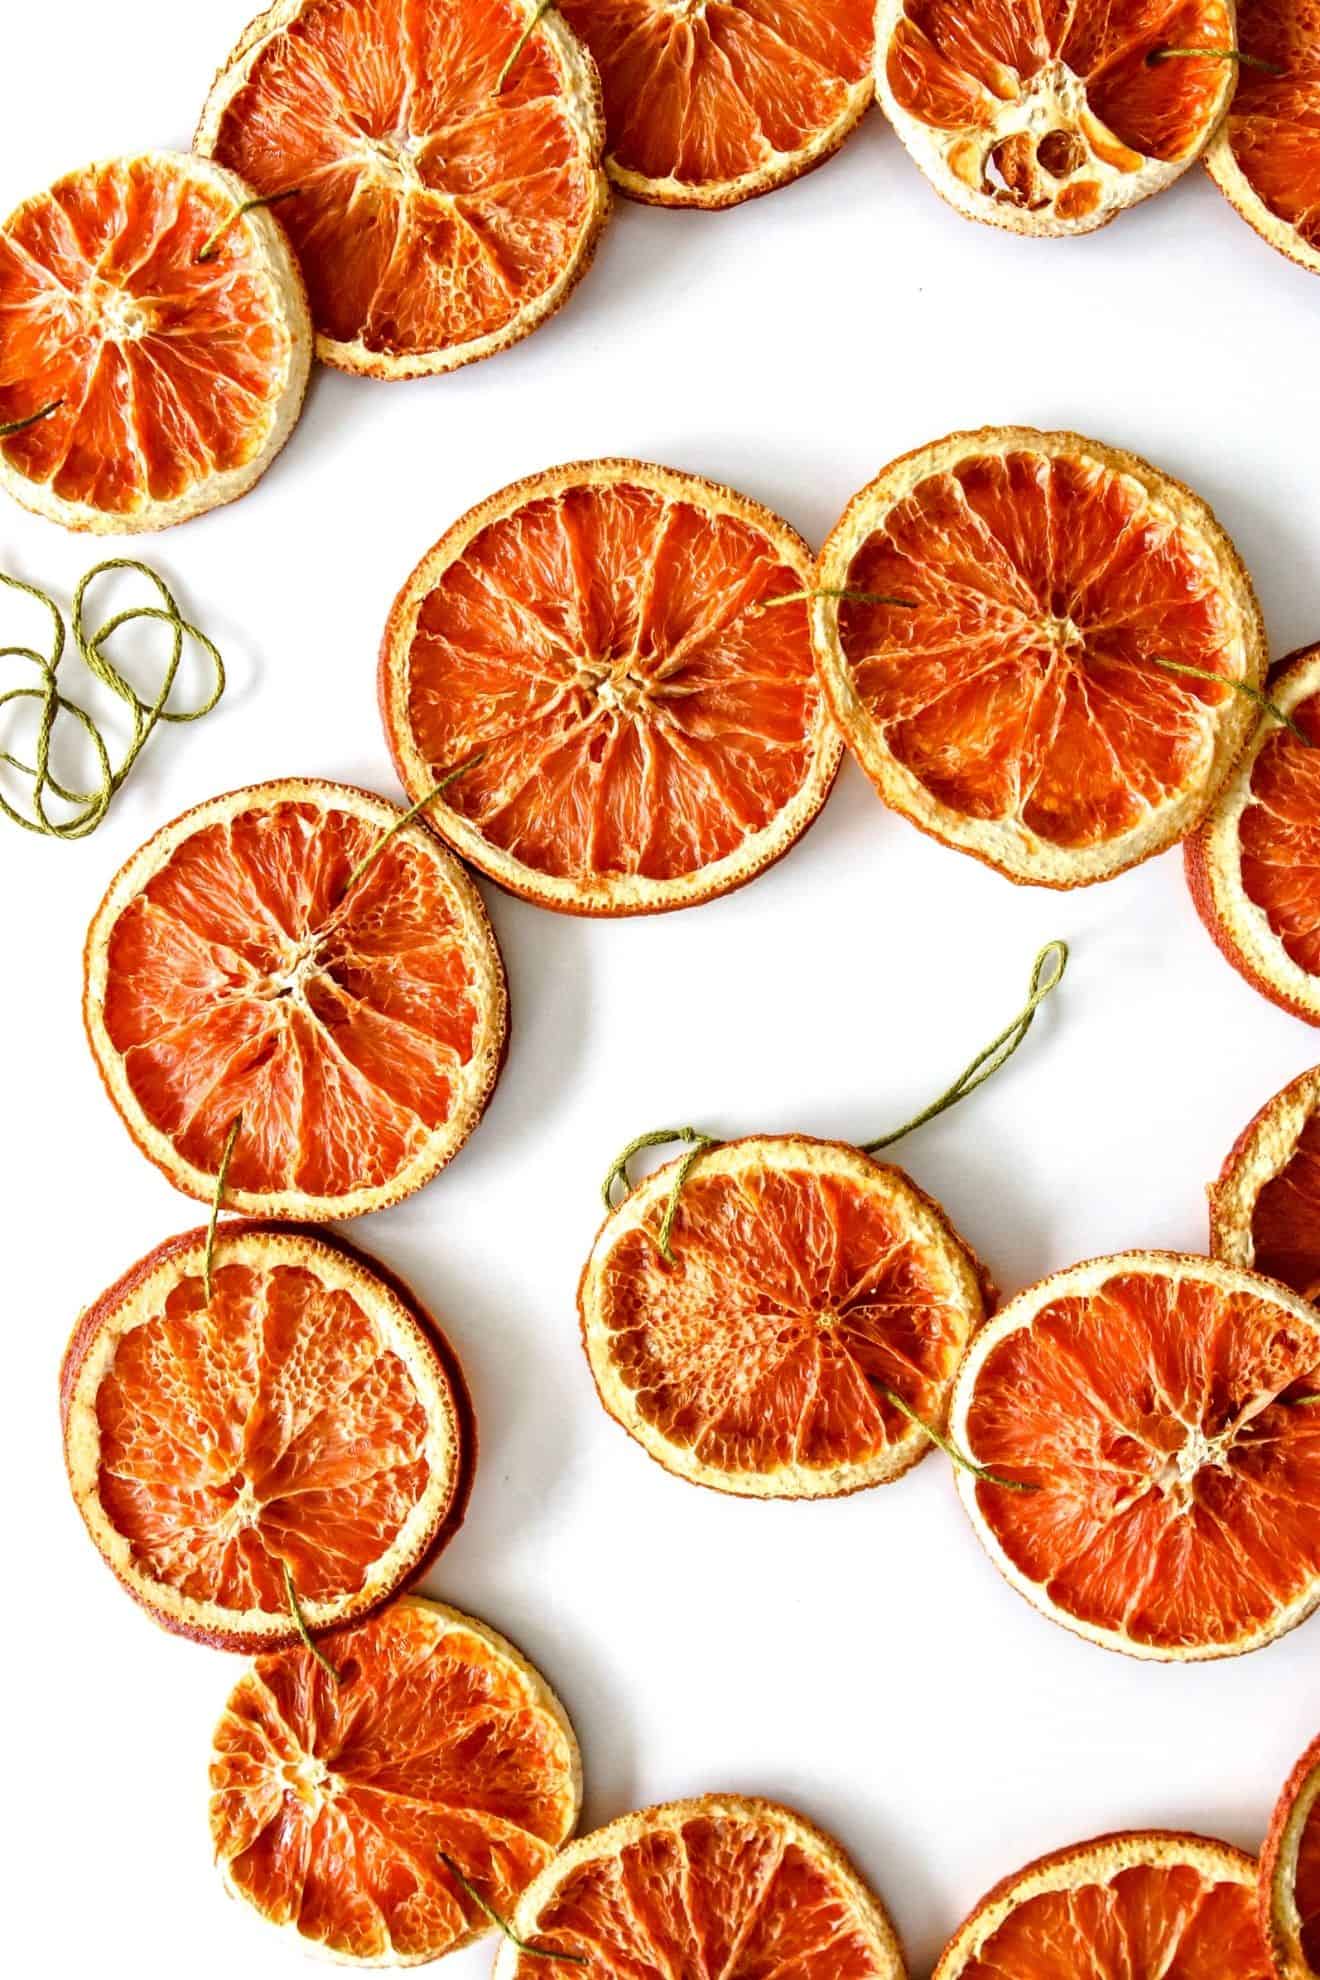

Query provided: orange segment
[196,0,608,377]
[210,1596,581,1963]
[1210,1067,1320,1303]
[1206,0,1320,276]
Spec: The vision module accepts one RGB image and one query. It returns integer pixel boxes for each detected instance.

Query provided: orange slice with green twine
[1206,0,1320,277]
[1210,1066,1320,1302]
[1261,1734,1320,1980]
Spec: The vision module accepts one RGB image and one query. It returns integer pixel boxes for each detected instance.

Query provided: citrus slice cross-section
[554,1,875,208]
[380,460,842,915]
[61,1224,473,1651]
[1186,644,1320,1023]
[1207,0,1320,277]
[578,1135,986,1497]
[948,1250,1320,1660]
[210,1595,582,1964]
[0,151,310,532]
[934,1831,1271,1980]
[83,779,508,1220]
[1262,1734,1320,1980]
[813,427,1267,887]
[196,0,609,378]
[1210,1066,1320,1301]
[876,0,1238,235]
[492,1795,906,1978]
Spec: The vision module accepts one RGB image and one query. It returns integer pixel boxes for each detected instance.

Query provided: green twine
[437,1852,585,1965]
[602,1127,721,1261]
[497,0,555,91]
[0,561,223,840]
[196,189,303,264]
[1147,46,1284,74]
[338,751,486,903]
[1147,654,1313,747]
[281,1562,343,1684]
[755,588,916,616]
[203,1113,243,1305]
[877,1384,1037,1493]
[0,398,63,439]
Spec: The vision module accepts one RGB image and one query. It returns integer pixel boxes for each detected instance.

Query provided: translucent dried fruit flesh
[1244,1114,1320,1301]
[1238,690,1320,977]
[1219,0,1320,254]
[210,1599,578,1964]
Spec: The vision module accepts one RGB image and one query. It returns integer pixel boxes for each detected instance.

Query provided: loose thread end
[0,398,63,439]
[496,0,556,92]
[437,1851,586,1965]
[879,1385,1038,1492]
[1146,44,1284,73]
[282,1562,344,1685]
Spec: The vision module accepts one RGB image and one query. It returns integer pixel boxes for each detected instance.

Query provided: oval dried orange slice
[1186,645,1320,1023]
[210,1594,581,1964]
[380,460,842,915]
[492,1794,905,1977]
[1210,1067,1320,1301]
[0,151,309,532]
[876,0,1237,235]
[1262,1734,1320,1980]
[83,779,508,1220]
[934,1831,1271,1980]
[61,1223,473,1651]
[554,1,875,208]
[813,427,1266,887]
[196,0,608,379]
[949,1250,1320,1660]
[1206,0,1320,278]
[579,1135,986,1497]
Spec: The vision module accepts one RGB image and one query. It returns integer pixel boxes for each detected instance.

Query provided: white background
[4,6,1319,1975]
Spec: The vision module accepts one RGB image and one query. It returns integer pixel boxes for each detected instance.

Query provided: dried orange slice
[1262,1734,1320,1980]
[210,1594,581,1963]
[61,1223,473,1651]
[934,1831,1271,1980]
[554,1,875,208]
[1210,1067,1320,1301]
[492,1794,905,1977]
[380,460,842,915]
[0,151,309,532]
[196,0,608,378]
[1207,0,1320,277]
[1186,645,1320,1023]
[579,1135,986,1497]
[83,779,507,1220]
[876,0,1238,235]
[813,427,1266,887]
[949,1250,1320,1659]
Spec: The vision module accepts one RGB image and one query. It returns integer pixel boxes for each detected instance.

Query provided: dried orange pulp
[196,0,609,377]
[554,0,876,206]
[1207,0,1320,276]
[380,460,842,915]
[0,152,309,531]
[1211,1066,1320,1301]
[83,780,508,1220]
[1262,1734,1320,1979]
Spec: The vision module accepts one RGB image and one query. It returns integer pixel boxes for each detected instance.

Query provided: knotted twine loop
[437,1852,586,1966]
[196,189,303,264]
[1147,45,1284,73]
[497,0,556,90]
[0,561,224,840]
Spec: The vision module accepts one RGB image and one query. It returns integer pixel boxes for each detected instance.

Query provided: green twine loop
[602,1127,721,1260]
[0,560,224,840]
[1146,45,1284,74]
[196,189,303,264]
[0,398,63,439]
[1147,654,1313,747]
[338,751,486,904]
[437,1852,586,1965]
[281,1562,343,1684]
[497,0,555,91]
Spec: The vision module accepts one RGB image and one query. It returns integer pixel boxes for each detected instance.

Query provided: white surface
[4,8,1318,1975]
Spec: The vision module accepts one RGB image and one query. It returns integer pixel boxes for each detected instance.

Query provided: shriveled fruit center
[968,1861,1270,1977]
[1238,690,1320,976]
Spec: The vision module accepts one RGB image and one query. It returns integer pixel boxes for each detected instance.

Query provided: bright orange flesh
[205,0,600,362]
[839,448,1242,848]
[964,1269,1320,1651]
[210,1599,578,1963]
[1221,0,1320,254]
[1237,689,1320,978]
[0,156,293,516]
[556,0,873,193]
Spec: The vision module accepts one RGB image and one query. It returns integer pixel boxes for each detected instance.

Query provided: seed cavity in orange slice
[83,779,508,1220]
[196,0,609,378]
[579,1135,986,1498]
[1262,1734,1320,1980]
[210,1595,581,1964]
[1206,0,1320,277]
[61,1224,473,1651]
[949,1250,1320,1659]
[1211,1066,1320,1302]
[492,1795,906,1979]
[934,1831,1271,1980]
[876,0,1238,235]
[380,460,842,916]
[1187,644,1320,1024]
[813,427,1266,888]
[554,0,876,208]
[0,151,310,532]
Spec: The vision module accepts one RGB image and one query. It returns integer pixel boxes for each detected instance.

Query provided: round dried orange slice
[578,1134,986,1497]
[492,1794,905,1977]
[0,151,309,532]
[1210,1067,1320,1301]
[196,0,608,379]
[949,1250,1320,1660]
[83,779,507,1220]
[875,0,1238,235]
[380,460,842,915]
[210,1594,581,1964]
[1206,0,1320,277]
[1186,645,1320,1023]
[61,1223,473,1651]
[1261,1734,1320,1980]
[813,427,1266,887]
[554,1,875,208]
[934,1831,1271,1980]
